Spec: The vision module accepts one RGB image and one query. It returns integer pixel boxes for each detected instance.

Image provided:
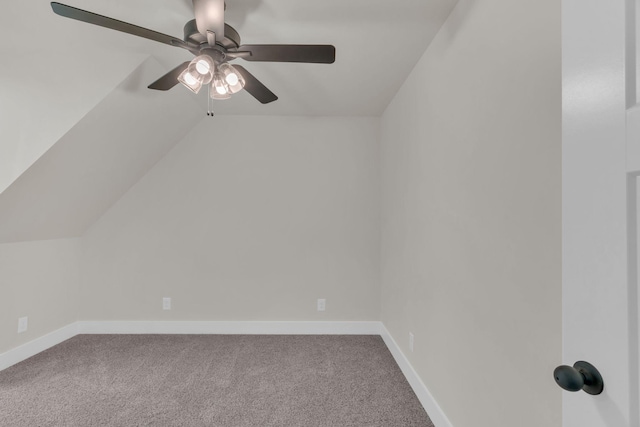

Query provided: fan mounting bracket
[183,19,240,51]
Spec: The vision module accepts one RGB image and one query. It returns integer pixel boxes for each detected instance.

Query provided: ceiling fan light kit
[50,0,336,110]
[177,54,242,98]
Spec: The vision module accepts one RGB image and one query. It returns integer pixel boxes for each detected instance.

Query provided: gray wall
[379,1,562,426]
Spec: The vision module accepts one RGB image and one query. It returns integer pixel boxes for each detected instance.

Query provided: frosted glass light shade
[218,63,245,94]
[178,68,203,94]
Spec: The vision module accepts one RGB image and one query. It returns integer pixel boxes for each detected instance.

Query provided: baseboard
[77,320,382,335]
[380,324,453,427]
[0,321,379,372]
[0,322,78,372]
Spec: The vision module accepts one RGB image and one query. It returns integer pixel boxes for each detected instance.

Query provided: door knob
[553,361,604,395]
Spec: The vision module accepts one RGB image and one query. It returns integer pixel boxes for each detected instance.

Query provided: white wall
[80,116,381,322]
[0,238,80,354]
[379,1,561,426]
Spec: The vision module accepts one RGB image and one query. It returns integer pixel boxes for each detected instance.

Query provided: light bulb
[196,59,211,75]
[225,72,239,86]
[188,59,213,85]
[214,72,229,94]
[178,68,203,94]
[190,55,214,76]
[215,82,227,95]
[184,72,198,86]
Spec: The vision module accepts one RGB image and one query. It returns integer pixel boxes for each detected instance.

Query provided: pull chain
[206,84,214,117]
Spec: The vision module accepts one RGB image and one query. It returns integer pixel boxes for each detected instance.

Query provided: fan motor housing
[183,19,241,50]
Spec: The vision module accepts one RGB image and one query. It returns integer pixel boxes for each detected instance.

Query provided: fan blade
[236,45,336,64]
[148,62,191,91]
[50,2,192,50]
[192,0,225,39]
[234,65,278,104]
[226,51,252,59]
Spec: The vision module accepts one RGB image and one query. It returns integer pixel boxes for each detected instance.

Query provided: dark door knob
[553,361,604,395]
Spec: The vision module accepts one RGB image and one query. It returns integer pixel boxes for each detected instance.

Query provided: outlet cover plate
[317,299,326,312]
[17,316,28,333]
[163,297,171,310]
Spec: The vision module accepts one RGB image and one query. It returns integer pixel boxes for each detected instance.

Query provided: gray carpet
[0,335,433,426]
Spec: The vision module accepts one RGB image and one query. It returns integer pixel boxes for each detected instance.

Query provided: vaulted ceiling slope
[0,0,160,193]
[0,0,458,243]
[0,49,146,194]
[0,58,203,243]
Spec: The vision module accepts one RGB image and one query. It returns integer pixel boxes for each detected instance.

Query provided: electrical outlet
[409,332,414,352]
[317,298,326,312]
[17,316,28,334]
[163,297,171,310]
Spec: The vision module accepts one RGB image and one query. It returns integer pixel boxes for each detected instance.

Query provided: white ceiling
[2,0,458,117]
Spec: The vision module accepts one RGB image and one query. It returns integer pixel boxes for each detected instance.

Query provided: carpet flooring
[0,335,433,426]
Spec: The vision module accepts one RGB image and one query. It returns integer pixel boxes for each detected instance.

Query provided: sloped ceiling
[0,0,459,242]
[0,58,203,243]
[0,48,146,194]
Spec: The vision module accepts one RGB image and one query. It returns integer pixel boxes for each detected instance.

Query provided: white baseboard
[1,321,379,372]
[77,320,382,335]
[380,324,453,427]
[0,320,452,427]
[0,323,78,372]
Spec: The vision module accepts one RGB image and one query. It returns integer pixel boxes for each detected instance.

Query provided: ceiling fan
[50,1,336,104]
